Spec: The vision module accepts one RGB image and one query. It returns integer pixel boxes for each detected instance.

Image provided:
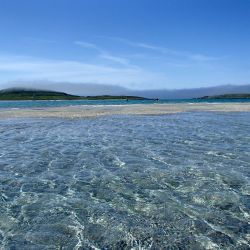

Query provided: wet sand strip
[0,103,250,119]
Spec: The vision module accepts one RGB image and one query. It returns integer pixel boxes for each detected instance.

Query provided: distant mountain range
[0,87,250,101]
[0,82,250,99]
[132,84,250,99]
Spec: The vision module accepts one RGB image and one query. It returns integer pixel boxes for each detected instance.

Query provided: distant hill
[0,88,82,100]
[133,84,250,99]
[0,88,147,101]
[199,93,250,99]
[1,82,250,99]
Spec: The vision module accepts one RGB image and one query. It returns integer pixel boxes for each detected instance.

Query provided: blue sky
[0,0,249,90]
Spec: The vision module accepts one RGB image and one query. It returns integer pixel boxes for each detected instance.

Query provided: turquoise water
[0,98,250,109]
[0,112,250,249]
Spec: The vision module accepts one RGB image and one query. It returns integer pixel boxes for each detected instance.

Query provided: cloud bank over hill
[1,81,250,99]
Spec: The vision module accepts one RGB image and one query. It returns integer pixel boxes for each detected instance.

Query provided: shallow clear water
[0,98,250,109]
[0,112,249,249]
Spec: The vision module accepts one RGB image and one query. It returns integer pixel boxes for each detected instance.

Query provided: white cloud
[99,53,131,66]
[189,54,219,62]
[74,41,102,52]
[75,40,133,66]
[0,55,168,89]
[98,36,221,63]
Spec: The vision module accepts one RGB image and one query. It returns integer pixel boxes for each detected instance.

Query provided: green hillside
[199,93,250,99]
[0,89,81,100]
[0,88,147,101]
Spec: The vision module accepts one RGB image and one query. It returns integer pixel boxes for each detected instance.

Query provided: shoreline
[0,103,250,119]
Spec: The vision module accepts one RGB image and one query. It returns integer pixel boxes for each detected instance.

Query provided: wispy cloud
[75,40,131,66]
[99,53,130,66]
[98,36,221,63]
[189,54,219,62]
[0,55,167,89]
[75,41,102,52]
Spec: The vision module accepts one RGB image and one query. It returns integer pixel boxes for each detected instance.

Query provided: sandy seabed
[0,106,250,249]
[0,103,250,119]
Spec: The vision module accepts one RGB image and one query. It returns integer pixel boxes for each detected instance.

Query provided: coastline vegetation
[0,88,147,101]
[199,93,250,99]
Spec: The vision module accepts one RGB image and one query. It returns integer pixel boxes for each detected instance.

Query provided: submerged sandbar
[0,103,250,119]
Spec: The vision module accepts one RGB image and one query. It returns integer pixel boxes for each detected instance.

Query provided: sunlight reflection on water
[0,112,249,249]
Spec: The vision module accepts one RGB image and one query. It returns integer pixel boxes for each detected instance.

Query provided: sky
[0,0,250,90]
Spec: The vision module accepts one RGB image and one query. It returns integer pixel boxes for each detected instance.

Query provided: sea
[0,98,250,109]
[0,100,250,249]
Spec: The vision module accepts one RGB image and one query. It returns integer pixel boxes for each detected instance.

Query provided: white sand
[0,103,250,119]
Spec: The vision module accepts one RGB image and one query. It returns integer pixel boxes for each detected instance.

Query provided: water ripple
[0,112,249,249]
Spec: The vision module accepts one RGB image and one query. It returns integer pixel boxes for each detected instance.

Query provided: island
[198,93,250,99]
[0,88,148,101]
